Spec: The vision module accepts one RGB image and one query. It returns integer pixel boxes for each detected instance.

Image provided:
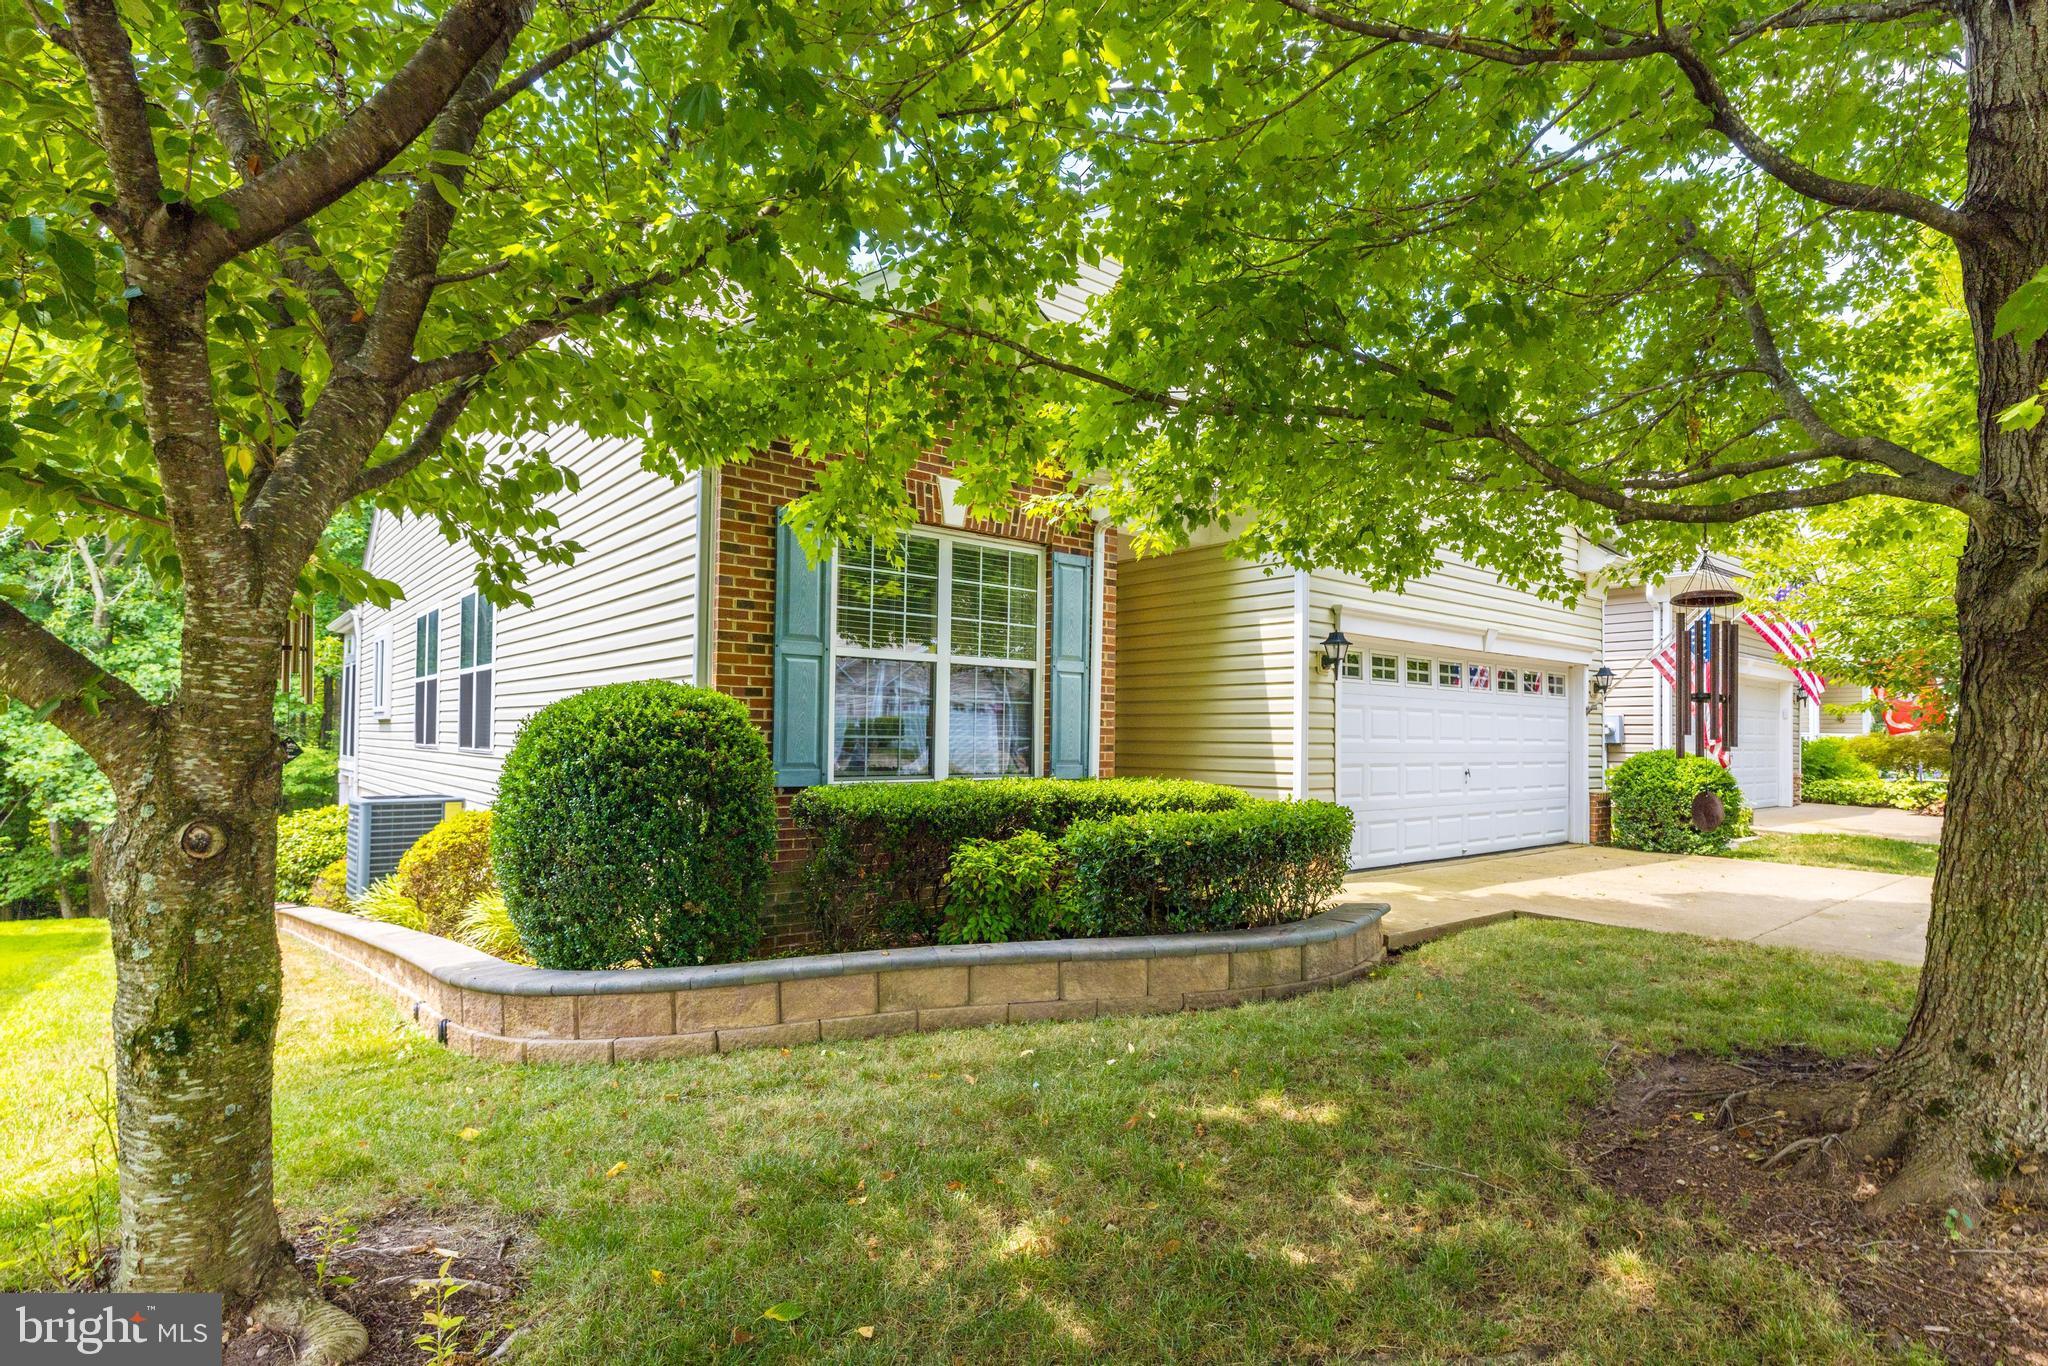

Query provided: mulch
[1577,1050,2048,1364]
[224,1205,527,1365]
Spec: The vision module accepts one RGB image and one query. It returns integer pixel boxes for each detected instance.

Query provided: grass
[1725,832,1939,878]
[0,917,1927,1362]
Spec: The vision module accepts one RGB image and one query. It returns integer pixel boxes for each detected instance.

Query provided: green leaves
[1992,265,2048,353]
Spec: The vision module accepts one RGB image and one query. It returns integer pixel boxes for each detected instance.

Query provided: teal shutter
[1048,551,1092,778]
[773,518,831,787]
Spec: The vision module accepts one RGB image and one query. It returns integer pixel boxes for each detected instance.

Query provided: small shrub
[454,892,531,965]
[1062,801,1353,937]
[1801,737,1878,783]
[306,857,350,911]
[795,777,1252,949]
[277,804,348,901]
[493,681,775,970]
[1843,731,1951,777]
[1801,777,1947,813]
[940,831,1074,944]
[280,747,339,813]
[395,809,496,934]
[1607,750,1747,854]
[350,876,425,931]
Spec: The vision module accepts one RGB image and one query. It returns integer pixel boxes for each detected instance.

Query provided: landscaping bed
[1579,1051,2047,1364]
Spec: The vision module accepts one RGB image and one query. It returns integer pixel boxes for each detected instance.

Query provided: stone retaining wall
[276,903,1390,1065]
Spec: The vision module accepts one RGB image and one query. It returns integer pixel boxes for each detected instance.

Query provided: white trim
[1336,608,1597,665]
[369,634,390,718]
[1567,664,1590,842]
[1740,655,1799,684]
[1292,571,1310,799]
[695,466,719,687]
[1088,519,1107,777]
[328,608,357,636]
[1651,599,1670,749]
[935,475,970,529]
[1777,680,1796,805]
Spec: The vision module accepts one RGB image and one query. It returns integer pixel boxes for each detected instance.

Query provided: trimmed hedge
[1801,777,1947,813]
[395,808,496,935]
[1608,750,1748,854]
[493,682,776,970]
[793,777,1253,949]
[1061,801,1353,937]
[1801,737,1878,783]
[1843,731,1951,777]
[276,804,348,901]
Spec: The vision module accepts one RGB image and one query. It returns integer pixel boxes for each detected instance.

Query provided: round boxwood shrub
[492,682,776,969]
[1607,750,1747,854]
[395,808,497,934]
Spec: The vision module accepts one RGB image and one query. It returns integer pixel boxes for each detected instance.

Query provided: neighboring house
[333,430,1115,946]
[1600,563,1808,810]
[1811,681,1876,737]
[1116,528,1612,870]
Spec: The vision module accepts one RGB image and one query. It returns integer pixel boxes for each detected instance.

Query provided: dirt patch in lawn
[225,1205,527,1365]
[1578,1051,2048,1364]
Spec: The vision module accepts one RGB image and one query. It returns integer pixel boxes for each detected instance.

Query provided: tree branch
[60,0,164,215]
[191,0,527,272]
[0,599,155,778]
[471,0,657,120]
[22,0,78,54]
[348,379,481,497]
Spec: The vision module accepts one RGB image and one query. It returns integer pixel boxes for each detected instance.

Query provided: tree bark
[1844,0,2048,1213]
[48,819,78,919]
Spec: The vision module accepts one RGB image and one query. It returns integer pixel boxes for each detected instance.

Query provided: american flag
[1739,608,1826,705]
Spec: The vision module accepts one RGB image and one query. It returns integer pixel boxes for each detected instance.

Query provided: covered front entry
[1335,642,1575,869]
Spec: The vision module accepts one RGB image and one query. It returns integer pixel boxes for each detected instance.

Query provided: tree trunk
[98,700,291,1300]
[49,819,78,919]
[1848,0,2048,1213]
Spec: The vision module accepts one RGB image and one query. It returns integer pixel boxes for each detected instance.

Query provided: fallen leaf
[458,1127,481,1142]
[854,1324,876,1339]
[1159,1238,1182,1256]
[760,1301,804,1322]
[730,1327,755,1345]
[605,1161,629,1179]
[878,1171,897,1182]
[649,1269,666,1285]
[945,1180,964,1191]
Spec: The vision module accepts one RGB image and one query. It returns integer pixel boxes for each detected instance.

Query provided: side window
[458,593,496,751]
[1369,653,1398,682]
[339,637,357,760]
[413,610,440,746]
[1405,656,1432,686]
[1437,660,1462,689]
[1340,649,1363,681]
[371,636,389,714]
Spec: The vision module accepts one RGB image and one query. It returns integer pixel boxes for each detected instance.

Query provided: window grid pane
[833,658,934,778]
[835,535,939,651]
[948,665,1033,775]
[1405,656,1432,685]
[949,544,1038,660]
[1438,660,1462,688]
[1370,653,1398,682]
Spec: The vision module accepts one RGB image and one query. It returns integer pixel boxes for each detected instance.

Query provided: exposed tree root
[249,1281,369,1365]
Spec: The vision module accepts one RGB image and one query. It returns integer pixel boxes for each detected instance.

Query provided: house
[1599,561,1808,810]
[1115,528,1611,869]
[333,430,1115,946]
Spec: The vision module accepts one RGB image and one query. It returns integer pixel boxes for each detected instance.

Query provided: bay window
[830,532,1041,780]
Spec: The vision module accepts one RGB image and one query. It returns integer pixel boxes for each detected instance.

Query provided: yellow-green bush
[395,809,497,934]
[455,891,531,964]
[306,857,349,911]
[276,804,348,901]
[350,876,425,931]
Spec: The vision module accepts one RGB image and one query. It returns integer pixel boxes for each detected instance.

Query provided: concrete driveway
[1337,844,1931,966]
[1753,802,1944,845]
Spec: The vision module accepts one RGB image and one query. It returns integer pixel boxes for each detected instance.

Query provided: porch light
[1591,665,1615,697]
[1318,628,1352,674]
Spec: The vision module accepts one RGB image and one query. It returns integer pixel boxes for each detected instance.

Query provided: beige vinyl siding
[1306,552,1607,803]
[1114,545,1297,799]
[1601,587,1660,761]
[345,428,701,807]
[1817,681,1873,734]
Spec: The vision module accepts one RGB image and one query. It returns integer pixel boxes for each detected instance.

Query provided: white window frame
[825,528,1046,782]
[456,592,495,753]
[339,635,358,761]
[1368,652,1398,682]
[370,634,390,717]
[1404,655,1432,686]
[413,609,440,748]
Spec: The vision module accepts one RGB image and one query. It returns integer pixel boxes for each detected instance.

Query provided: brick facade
[710,444,1117,950]
[1587,791,1613,846]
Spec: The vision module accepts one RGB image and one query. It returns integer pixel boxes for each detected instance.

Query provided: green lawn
[1725,832,1939,877]
[1,917,1925,1362]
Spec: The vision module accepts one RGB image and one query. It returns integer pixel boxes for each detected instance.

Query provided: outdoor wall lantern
[1319,628,1352,674]
[1591,665,1615,697]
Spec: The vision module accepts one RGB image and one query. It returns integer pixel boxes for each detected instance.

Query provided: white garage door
[1335,645,1573,869]
[1726,682,1789,810]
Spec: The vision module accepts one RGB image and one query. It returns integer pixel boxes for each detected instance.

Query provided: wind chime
[1669,553,1743,764]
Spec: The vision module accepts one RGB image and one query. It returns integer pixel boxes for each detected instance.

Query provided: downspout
[1293,570,1311,799]
[1088,516,1108,777]
[694,467,720,687]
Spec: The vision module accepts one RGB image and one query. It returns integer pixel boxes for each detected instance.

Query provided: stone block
[717,1019,820,1052]
[969,961,1058,1004]
[878,965,970,1012]
[460,989,504,1035]
[1060,958,1146,1001]
[917,1003,1009,1032]
[780,973,878,1022]
[614,1032,717,1061]
[444,1025,524,1064]
[1263,978,1326,1002]
[576,991,674,1040]
[821,1011,917,1042]
[1302,933,1357,982]
[502,994,575,1039]
[1147,953,1229,997]
[675,982,779,1031]
[1094,995,1183,1017]
[524,1037,614,1065]
[1183,987,1265,1011]
[1229,945,1303,989]
[1009,999,1095,1024]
